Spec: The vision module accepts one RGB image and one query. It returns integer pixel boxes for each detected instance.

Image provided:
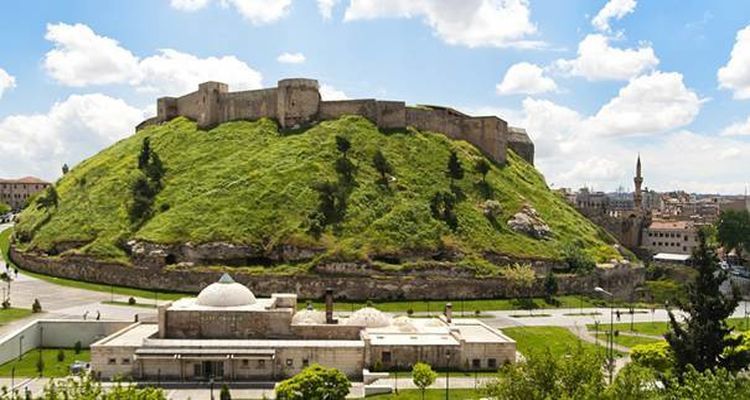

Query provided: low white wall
[0,320,131,365]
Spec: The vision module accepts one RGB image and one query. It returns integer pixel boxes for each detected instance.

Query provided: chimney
[444,302,453,323]
[325,288,337,324]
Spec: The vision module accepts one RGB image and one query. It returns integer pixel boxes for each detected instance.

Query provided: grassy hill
[13,116,620,273]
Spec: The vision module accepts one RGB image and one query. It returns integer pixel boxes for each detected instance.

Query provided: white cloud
[496,62,557,95]
[343,0,541,48]
[591,0,636,32]
[587,71,701,136]
[0,94,146,181]
[0,68,16,99]
[720,115,750,136]
[168,0,292,24]
[44,23,141,86]
[554,34,658,81]
[43,23,263,96]
[317,0,339,19]
[138,49,263,95]
[277,52,306,64]
[718,25,750,99]
[169,0,210,11]
[320,84,349,100]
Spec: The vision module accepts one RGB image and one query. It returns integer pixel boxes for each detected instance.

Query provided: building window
[487,358,497,369]
[382,352,392,363]
[108,358,116,365]
[242,360,249,368]
[302,359,309,368]
[258,360,266,369]
[472,359,481,369]
[121,358,130,365]
[286,359,293,367]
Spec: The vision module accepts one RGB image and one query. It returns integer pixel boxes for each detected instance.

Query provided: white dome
[292,309,327,325]
[345,307,391,328]
[392,316,417,333]
[196,274,256,307]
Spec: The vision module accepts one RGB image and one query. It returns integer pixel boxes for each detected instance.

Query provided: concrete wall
[0,320,130,366]
[290,324,363,340]
[164,309,294,339]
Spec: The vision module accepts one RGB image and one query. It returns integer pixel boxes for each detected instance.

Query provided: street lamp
[210,377,215,400]
[595,287,614,385]
[445,352,451,400]
[18,335,23,361]
[393,359,398,394]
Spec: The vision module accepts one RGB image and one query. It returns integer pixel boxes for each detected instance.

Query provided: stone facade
[136,78,535,166]
[10,247,643,300]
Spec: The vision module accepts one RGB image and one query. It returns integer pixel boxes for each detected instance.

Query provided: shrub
[562,243,596,274]
[630,341,673,373]
[128,297,136,305]
[275,364,350,400]
[481,199,502,220]
[220,383,232,400]
[73,341,82,355]
[56,349,65,363]
[1,300,9,309]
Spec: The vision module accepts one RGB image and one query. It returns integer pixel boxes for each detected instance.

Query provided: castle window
[108,358,116,365]
[472,359,481,369]
[121,358,130,365]
[242,360,249,368]
[302,359,309,368]
[487,358,497,369]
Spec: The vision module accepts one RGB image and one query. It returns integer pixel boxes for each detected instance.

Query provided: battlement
[138,78,535,165]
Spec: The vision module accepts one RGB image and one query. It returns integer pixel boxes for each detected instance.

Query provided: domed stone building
[91,274,515,382]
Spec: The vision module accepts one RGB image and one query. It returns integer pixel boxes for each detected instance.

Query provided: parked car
[69,360,90,375]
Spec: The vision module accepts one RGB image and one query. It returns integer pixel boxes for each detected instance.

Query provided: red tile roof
[0,176,50,185]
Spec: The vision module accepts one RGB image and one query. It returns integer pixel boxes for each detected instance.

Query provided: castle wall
[220,88,278,122]
[319,99,378,122]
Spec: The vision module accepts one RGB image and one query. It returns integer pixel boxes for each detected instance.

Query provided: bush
[73,341,82,355]
[1,300,9,309]
[275,364,350,400]
[562,243,596,274]
[630,341,673,373]
[56,349,65,363]
[32,299,42,313]
[220,383,232,400]
[128,297,137,305]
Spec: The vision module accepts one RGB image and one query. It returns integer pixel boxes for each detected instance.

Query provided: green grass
[502,326,619,358]
[592,332,664,348]
[0,228,186,301]
[588,318,750,337]
[301,295,596,313]
[367,389,483,399]
[13,116,620,273]
[0,308,33,325]
[0,348,90,377]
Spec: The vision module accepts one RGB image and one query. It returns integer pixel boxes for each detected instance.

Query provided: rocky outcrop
[507,204,551,239]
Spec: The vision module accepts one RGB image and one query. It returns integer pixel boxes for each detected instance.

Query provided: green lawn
[592,332,663,348]
[367,389,483,399]
[588,318,750,337]
[0,308,33,325]
[0,348,90,377]
[302,295,595,313]
[502,326,618,359]
[0,228,187,301]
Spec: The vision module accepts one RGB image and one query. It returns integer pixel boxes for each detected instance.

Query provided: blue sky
[0,0,748,194]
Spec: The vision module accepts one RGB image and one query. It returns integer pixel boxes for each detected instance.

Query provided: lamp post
[445,353,451,400]
[595,286,614,385]
[11,366,14,400]
[210,377,215,400]
[18,335,23,361]
[394,359,398,394]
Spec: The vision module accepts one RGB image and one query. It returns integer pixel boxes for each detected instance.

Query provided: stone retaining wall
[10,247,643,300]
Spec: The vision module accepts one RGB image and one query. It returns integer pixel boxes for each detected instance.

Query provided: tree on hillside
[717,209,750,263]
[665,228,747,375]
[335,135,351,157]
[36,186,59,210]
[429,190,458,231]
[474,158,490,183]
[275,364,350,400]
[412,362,437,400]
[446,150,464,182]
[543,271,558,303]
[372,149,394,187]
[312,181,346,226]
[138,137,152,170]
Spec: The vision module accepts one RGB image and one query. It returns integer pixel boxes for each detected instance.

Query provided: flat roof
[168,297,283,312]
[93,323,158,347]
[369,333,459,346]
[142,338,365,349]
[654,253,691,261]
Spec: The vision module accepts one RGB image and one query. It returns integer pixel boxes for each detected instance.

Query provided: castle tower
[633,154,643,211]
[276,78,320,129]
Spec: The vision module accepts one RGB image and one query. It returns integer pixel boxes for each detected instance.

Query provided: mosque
[91,274,516,381]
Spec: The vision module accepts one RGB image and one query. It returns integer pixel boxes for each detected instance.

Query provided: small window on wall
[286,359,294,367]
[488,358,497,369]
[242,360,249,368]
[302,359,309,368]
[121,358,130,365]
[472,359,481,369]
[107,358,116,365]
[258,360,266,369]
[382,352,392,363]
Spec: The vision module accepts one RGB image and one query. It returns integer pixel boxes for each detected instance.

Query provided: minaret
[633,154,643,210]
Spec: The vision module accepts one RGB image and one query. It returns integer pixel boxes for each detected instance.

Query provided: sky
[0,0,749,194]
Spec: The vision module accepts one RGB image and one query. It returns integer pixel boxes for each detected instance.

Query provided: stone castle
[137,78,534,165]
